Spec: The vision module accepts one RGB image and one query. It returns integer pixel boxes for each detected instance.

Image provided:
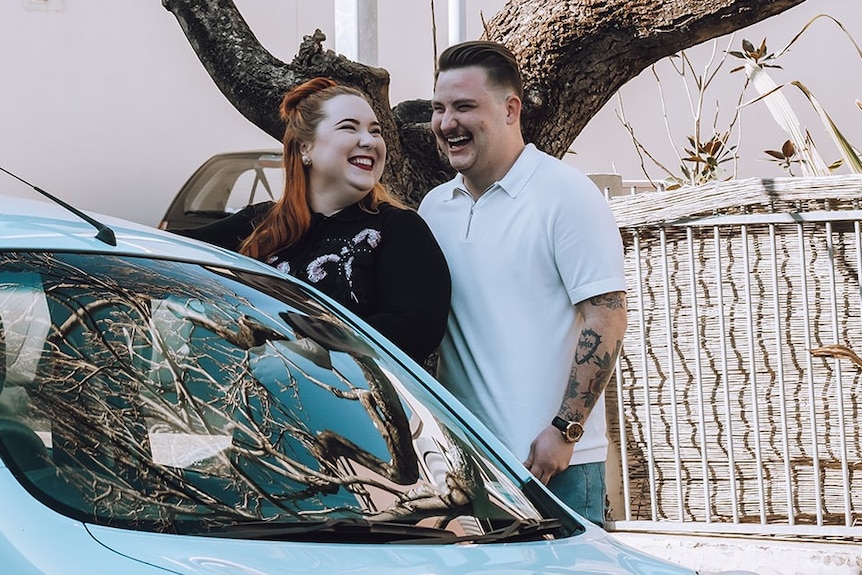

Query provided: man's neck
[463,142,526,200]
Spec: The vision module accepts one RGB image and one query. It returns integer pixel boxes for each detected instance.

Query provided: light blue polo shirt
[419,144,626,464]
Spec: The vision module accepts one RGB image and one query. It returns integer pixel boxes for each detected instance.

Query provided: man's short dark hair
[436,40,523,100]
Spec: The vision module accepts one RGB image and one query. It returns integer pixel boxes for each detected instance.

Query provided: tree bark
[162,0,806,206]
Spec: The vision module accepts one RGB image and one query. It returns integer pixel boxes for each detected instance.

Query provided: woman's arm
[170,202,272,251]
[365,208,451,364]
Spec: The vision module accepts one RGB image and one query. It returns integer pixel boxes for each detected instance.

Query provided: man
[418,40,627,527]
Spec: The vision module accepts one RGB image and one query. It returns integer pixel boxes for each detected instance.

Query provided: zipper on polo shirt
[454,187,478,240]
[465,201,477,239]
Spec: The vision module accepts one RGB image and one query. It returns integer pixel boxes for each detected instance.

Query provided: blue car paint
[0,194,701,575]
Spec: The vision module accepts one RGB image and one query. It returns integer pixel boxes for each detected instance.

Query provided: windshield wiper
[426,517,565,545]
[197,516,564,545]
[198,517,456,543]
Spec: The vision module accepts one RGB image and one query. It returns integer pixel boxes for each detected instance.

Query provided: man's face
[431,66,516,193]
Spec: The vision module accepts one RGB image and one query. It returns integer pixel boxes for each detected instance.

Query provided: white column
[357,0,378,65]
[448,0,466,45]
[334,0,358,60]
[334,0,378,66]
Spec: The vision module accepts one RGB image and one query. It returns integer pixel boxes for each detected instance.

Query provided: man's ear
[505,94,522,125]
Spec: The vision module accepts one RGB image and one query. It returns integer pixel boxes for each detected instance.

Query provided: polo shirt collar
[445,173,469,201]
[444,143,541,200]
[496,143,540,199]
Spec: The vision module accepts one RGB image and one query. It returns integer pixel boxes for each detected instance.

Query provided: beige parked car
[158,150,284,231]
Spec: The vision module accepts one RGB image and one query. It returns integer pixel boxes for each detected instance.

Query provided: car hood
[86,524,695,575]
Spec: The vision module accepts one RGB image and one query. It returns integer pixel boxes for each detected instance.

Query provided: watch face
[564,423,583,443]
[552,417,583,443]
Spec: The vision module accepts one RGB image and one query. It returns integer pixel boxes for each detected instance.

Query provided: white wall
[2,0,859,226]
[0,1,328,226]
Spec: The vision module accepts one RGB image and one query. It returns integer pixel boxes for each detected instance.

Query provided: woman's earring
[301,155,312,166]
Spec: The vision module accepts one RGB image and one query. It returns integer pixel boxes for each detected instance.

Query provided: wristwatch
[552,416,585,444]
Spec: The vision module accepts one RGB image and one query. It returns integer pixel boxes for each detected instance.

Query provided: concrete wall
[2,0,860,226]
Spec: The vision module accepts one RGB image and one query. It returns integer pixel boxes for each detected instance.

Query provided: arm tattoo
[589,292,626,310]
[559,404,584,423]
[560,294,626,423]
[565,339,623,416]
[581,348,617,408]
[565,376,581,407]
[575,328,601,365]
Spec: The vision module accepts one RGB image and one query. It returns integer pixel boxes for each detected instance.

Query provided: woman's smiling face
[304,94,386,215]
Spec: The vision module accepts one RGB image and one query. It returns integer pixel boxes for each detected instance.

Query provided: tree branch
[164,0,808,201]
[483,0,806,156]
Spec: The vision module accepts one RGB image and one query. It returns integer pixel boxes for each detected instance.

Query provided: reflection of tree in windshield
[2,253,506,535]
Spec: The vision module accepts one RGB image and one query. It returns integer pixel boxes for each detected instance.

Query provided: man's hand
[523,425,575,484]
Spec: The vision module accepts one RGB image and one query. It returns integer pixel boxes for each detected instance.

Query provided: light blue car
[0,191,744,575]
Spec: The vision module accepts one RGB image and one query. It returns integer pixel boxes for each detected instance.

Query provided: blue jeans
[546,461,606,527]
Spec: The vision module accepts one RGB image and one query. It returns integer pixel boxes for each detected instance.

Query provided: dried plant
[619,13,862,187]
[730,14,862,175]
[617,36,745,190]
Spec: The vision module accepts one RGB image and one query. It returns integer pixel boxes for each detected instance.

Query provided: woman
[178,78,450,364]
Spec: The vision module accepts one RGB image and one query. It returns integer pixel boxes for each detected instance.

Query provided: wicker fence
[604,175,862,538]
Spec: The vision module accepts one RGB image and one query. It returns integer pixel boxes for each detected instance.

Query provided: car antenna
[0,165,117,246]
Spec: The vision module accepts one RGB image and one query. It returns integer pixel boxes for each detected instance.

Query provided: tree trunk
[162,0,806,206]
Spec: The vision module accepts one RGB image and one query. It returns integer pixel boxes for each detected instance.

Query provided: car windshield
[0,252,572,542]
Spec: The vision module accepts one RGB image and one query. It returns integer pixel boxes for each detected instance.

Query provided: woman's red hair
[239,77,403,261]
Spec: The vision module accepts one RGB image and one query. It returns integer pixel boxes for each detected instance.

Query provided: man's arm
[523,291,627,484]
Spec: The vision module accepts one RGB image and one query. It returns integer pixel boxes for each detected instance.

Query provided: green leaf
[790,80,862,173]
